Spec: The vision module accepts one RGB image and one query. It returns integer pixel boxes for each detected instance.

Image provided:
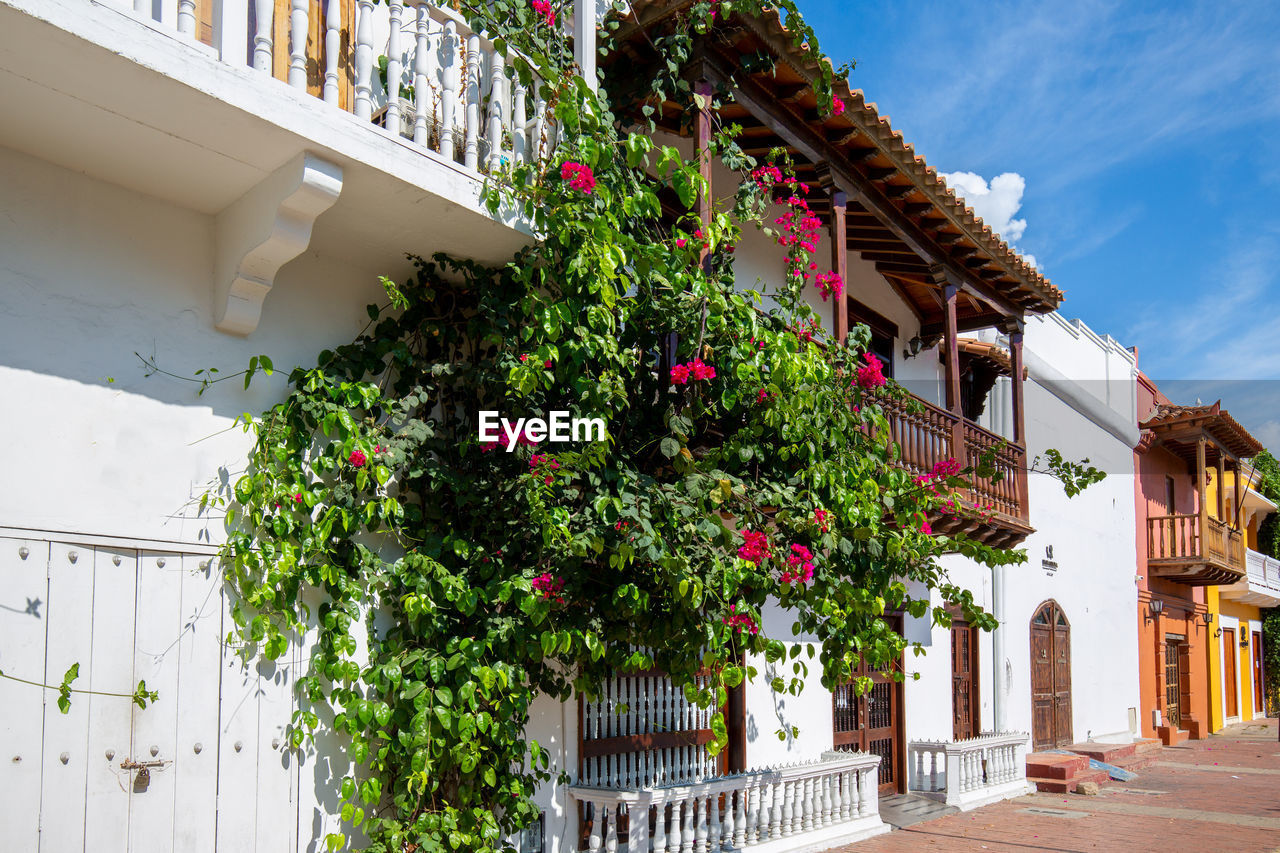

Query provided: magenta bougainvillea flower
[855,353,886,389]
[670,359,715,385]
[737,529,771,564]
[781,543,815,584]
[293,493,304,504]
[531,0,555,27]
[348,449,367,467]
[815,270,844,301]
[814,507,830,532]
[833,97,846,116]
[560,161,596,193]
[723,605,759,635]
[531,572,565,603]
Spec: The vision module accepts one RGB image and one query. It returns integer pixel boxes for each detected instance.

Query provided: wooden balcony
[880,393,1032,548]
[1146,514,1246,585]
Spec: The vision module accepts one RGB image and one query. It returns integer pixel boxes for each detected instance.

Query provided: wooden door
[832,617,904,794]
[1223,628,1238,717]
[951,621,979,740]
[0,537,302,851]
[247,0,356,107]
[1253,631,1265,713]
[1030,601,1072,750]
[1164,639,1182,728]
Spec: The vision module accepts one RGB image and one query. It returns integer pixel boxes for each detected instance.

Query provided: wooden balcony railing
[878,393,1028,529]
[1147,514,1246,585]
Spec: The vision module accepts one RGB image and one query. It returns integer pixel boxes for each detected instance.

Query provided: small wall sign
[1042,544,1059,573]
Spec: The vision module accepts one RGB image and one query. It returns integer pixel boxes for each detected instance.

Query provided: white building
[0,1,1145,851]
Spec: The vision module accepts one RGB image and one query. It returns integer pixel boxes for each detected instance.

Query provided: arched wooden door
[1030,601,1072,750]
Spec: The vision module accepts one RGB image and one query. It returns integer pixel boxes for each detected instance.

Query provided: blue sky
[799,0,1280,447]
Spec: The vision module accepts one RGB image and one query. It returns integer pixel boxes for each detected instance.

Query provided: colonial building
[1206,466,1278,729]
[1134,382,1265,744]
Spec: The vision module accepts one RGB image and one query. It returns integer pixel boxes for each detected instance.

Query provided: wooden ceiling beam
[920,311,1009,338]
[847,240,918,254]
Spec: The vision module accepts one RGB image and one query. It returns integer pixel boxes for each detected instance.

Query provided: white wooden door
[0,536,306,851]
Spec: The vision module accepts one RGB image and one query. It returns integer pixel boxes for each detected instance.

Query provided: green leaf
[660,437,680,459]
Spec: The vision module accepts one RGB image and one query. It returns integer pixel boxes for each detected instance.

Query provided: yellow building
[1206,464,1279,730]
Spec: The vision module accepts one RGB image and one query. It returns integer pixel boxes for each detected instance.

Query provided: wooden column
[694,77,714,277]
[1217,453,1227,523]
[1007,322,1028,519]
[829,188,849,343]
[941,279,966,468]
[1197,436,1209,554]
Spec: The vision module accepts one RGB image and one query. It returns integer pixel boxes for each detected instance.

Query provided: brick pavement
[830,718,1280,853]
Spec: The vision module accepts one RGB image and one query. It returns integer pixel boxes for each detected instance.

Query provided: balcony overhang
[1147,560,1246,587]
[0,0,534,332]
[1221,550,1280,606]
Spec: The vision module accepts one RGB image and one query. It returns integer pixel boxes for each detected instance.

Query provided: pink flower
[814,508,830,532]
[756,388,772,405]
[532,572,565,604]
[670,364,691,385]
[520,354,529,362]
[855,353,886,389]
[374,444,386,454]
[530,0,555,27]
[348,449,367,467]
[832,97,846,116]
[689,359,716,381]
[677,238,688,248]
[544,360,553,369]
[560,161,596,193]
[928,458,961,480]
[921,519,933,535]
[293,493,304,504]
[723,605,759,635]
[815,271,844,301]
[737,530,771,564]
[782,543,815,584]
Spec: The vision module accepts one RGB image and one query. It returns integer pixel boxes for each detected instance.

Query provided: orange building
[1133,374,1263,743]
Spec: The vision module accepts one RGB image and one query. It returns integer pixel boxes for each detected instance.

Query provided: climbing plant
[211,3,1093,851]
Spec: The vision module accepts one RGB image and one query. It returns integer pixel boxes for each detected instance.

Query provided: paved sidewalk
[831,718,1280,853]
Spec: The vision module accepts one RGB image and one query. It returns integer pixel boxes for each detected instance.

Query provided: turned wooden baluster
[438,20,458,159]
[485,50,506,171]
[733,787,747,846]
[177,0,196,37]
[253,0,274,73]
[353,0,375,119]
[412,5,431,144]
[586,802,603,852]
[384,0,404,132]
[511,64,528,167]
[323,0,342,103]
[463,33,481,169]
[680,795,695,853]
[288,0,309,89]
[604,803,618,853]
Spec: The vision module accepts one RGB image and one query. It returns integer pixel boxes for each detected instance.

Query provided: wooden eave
[605,0,1064,333]
[1139,402,1264,465]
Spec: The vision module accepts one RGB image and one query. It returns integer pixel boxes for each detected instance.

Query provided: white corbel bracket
[214,152,343,335]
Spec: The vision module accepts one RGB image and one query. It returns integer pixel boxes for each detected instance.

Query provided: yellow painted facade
[1205,467,1272,729]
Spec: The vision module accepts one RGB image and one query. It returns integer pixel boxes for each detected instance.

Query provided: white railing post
[486,51,506,171]
[252,0,274,73]
[324,0,342,103]
[439,19,458,160]
[353,0,375,119]
[574,0,597,90]
[177,0,196,37]
[511,64,528,167]
[413,4,432,145]
[463,33,481,169]
[385,0,405,133]
[289,0,308,89]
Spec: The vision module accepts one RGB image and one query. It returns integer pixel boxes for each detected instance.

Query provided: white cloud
[942,170,1037,267]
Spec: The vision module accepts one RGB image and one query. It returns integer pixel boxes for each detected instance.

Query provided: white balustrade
[121,1,560,175]
[908,732,1032,811]
[570,752,888,853]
